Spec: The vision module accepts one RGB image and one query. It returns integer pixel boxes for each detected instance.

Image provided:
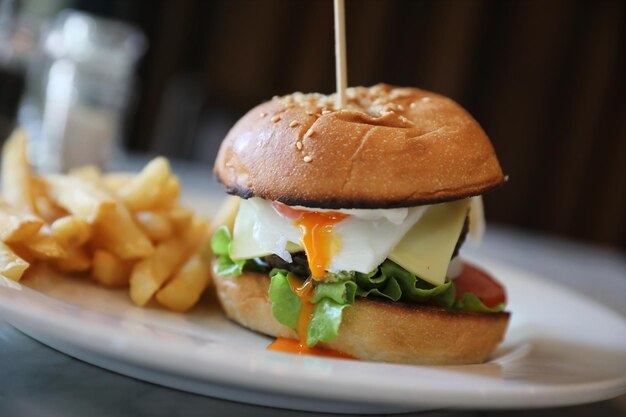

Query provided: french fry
[0,129,215,314]
[156,240,212,312]
[102,173,134,194]
[210,195,240,233]
[179,216,209,253]
[1,128,35,212]
[51,215,91,248]
[21,226,66,260]
[129,217,208,306]
[153,176,180,207]
[129,240,185,306]
[91,250,133,287]
[0,205,44,242]
[69,165,102,183]
[118,157,171,211]
[33,196,67,224]
[92,202,154,259]
[52,247,91,273]
[45,175,116,223]
[155,253,211,312]
[167,206,193,233]
[6,243,34,264]
[135,211,173,242]
[0,242,29,281]
[31,176,67,223]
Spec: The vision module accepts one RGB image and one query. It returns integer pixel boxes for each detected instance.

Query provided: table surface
[1,156,625,417]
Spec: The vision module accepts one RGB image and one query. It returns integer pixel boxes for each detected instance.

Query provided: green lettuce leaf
[353,259,451,302]
[268,269,301,330]
[211,225,231,256]
[307,298,351,347]
[266,272,358,347]
[453,291,505,313]
[319,270,357,282]
[433,282,457,309]
[306,280,357,346]
[214,255,247,276]
[311,280,357,305]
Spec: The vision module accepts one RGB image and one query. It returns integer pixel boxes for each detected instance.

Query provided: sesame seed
[397,104,404,111]
[289,120,299,127]
[322,110,331,115]
[303,155,312,163]
[421,97,431,103]
[409,102,417,109]
[259,112,267,118]
[305,130,315,138]
[399,115,414,125]
[271,115,281,123]
[296,142,303,150]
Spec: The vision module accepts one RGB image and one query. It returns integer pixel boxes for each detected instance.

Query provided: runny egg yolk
[267,202,353,358]
[271,202,349,279]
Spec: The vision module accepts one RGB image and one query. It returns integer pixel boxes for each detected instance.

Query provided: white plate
[1,259,625,414]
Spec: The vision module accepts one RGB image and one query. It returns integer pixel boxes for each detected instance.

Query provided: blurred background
[0,0,624,250]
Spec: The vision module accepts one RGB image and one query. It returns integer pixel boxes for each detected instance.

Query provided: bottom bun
[212,264,510,365]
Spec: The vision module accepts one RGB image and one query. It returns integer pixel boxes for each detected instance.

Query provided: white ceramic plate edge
[1,258,625,413]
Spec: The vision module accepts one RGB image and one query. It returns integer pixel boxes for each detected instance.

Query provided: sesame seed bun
[212,265,510,365]
[214,84,505,209]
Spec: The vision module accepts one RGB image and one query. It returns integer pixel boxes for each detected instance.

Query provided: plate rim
[1,258,625,410]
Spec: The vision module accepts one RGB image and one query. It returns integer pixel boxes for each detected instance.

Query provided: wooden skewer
[334,0,347,108]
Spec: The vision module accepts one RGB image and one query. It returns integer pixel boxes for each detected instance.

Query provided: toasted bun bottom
[212,265,510,365]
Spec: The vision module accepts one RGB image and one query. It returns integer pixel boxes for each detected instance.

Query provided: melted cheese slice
[388,199,470,286]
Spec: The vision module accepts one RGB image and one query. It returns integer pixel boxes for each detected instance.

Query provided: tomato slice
[454,263,506,308]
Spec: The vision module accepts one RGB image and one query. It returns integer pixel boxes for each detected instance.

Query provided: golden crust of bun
[215,84,505,209]
[212,266,510,365]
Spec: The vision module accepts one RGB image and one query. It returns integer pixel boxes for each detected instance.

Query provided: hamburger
[210,84,509,365]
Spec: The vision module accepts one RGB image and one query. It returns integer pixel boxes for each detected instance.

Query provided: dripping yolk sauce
[267,202,353,358]
[271,202,348,279]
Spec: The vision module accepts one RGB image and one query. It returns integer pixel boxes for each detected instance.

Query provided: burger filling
[211,196,506,348]
[262,216,468,279]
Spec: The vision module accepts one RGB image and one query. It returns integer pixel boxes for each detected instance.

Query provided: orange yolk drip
[271,202,349,279]
[294,277,315,341]
[267,338,354,359]
[266,276,353,359]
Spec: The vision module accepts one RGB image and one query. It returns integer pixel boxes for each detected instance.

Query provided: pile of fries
[0,128,212,312]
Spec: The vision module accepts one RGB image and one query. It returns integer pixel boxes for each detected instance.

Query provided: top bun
[214,84,505,209]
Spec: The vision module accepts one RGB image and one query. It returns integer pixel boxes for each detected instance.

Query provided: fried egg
[231,197,427,277]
